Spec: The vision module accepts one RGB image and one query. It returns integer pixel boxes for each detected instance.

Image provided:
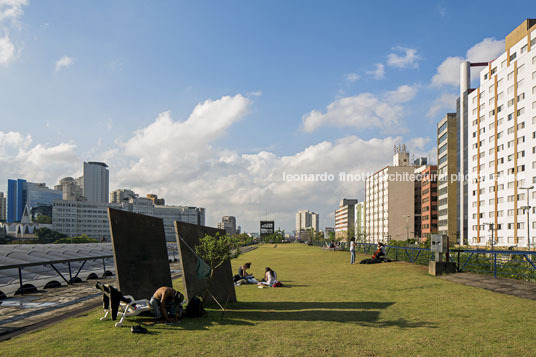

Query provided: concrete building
[335,199,358,240]
[52,198,205,242]
[296,210,319,241]
[7,179,62,223]
[437,113,459,243]
[324,227,335,239]
[110,189,137,203]
[419,165,438,240]
[355,201,365,240]
[414,165,424,239]
[464,19,536,248]
[0,192,6,222]
[55,177,84,201]
[217,216,237,235]
[82,162,109,203]
[365,145,416,243]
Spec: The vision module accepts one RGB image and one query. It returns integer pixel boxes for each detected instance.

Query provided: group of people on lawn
[233,262,280,287]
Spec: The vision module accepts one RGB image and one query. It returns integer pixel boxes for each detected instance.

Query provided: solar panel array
[0,243,179,298]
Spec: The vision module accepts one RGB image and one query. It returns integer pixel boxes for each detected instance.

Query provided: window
[521,45,528,55]
[518,92,525,102]
[508,85,514,95]
[518,108,525,117]
[507,71,514,80]
[510,52,517,61]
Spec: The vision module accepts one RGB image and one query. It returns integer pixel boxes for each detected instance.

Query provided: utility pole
[483,223,495,250]
[520,186,534,250]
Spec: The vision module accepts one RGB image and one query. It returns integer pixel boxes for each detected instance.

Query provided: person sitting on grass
[257,267,278,287]
[372,242,386,261]
[149,286,184,323]
[234,262,257,284]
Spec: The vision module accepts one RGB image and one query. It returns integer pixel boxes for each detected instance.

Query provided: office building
[465,19,536,247]
[437,113,459,242]
[218,216,237,235]
[365,145,416,242]
[55,177,84,201]
[7,179,62,223]
[153,205,205,241]
[82,162,109,203]
[110,189,137,203]
[0,192,6,222]
[335,199,358,240]
[146,194,165,206]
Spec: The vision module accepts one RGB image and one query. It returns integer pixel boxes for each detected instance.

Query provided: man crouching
[150,287,184,323]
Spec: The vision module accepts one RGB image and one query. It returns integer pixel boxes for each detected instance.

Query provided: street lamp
[520,185,534,250]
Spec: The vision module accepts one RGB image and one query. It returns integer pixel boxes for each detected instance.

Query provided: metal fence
[355,243,536,282]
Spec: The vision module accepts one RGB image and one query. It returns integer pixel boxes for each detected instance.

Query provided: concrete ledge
[429,261,457,276]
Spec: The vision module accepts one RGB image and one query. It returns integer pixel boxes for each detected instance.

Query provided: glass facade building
[7,179,62,223]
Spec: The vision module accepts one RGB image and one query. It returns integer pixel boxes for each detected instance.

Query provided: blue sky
[1,1,536,232]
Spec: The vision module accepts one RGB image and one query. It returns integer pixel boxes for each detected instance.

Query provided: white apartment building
[82,162,109,203]
[217,216,237,235]
[296,210,319,241]
[365,145,415,243]
[466,19,536,248]
[110,189,136,203]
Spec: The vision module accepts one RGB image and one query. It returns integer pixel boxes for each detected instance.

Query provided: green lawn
[2,244,536,356]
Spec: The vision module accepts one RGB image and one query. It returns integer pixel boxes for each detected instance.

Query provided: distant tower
[82,162,109,203]
[393,144,410,166]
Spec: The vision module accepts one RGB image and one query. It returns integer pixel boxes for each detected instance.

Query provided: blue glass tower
[7,179,26,223]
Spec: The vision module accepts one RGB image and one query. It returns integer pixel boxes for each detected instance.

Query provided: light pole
[482,223,495,250]
[520,185,534,250]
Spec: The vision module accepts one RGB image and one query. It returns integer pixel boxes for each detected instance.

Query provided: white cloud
[301,84,416,133]
[367,63,385,79]
[55,56,73,71]
[387,46,421,69]
[0,130,79,187]
[431,37,504,87]
[0,34,15,65]
[426,92,458,118]
[246,90,263,97]
[0,0,28,24]
[345,73,360,82]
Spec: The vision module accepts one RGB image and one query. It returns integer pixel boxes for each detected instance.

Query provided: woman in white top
[258,267,277,286]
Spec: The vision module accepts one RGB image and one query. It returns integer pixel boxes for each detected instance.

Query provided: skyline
[1,1,536,232]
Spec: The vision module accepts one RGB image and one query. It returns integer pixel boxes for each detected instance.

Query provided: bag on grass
[272,281,282,287]
[185,296,206,317]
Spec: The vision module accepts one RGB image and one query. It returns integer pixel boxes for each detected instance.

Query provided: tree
[195,233,240,302]
[34,215,52,224]
[35,227,67,243]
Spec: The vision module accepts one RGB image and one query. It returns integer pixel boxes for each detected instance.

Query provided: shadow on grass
[228,301,395,310]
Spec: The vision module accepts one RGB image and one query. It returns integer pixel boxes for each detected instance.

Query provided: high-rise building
[419,165,438,240]
[437,113,459,243]
[153,205,205,241]
[55,177,84,201]
[335,199,358,240]
[296,210,319,240]
[7,179,62,222]
[218,216,237,235]
[355,202,365,238]
[464,19,536,247]
[365,145,416,242]
[110,189,137,203]
[0,192,6,222]
[82,162,109,203]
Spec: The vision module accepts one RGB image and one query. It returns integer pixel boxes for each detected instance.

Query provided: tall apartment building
[296,210,319,240]
[465,19,536,247]
[355,201,365,238]
[82,162,109,203]
[335,199,358,240]
[437,113,459,242]
[55,177,84,201]
[0,192,6,221]
[217,216,237,235]
[110,189,137,203]
[419,165,438,239]
[7,179,62,222]
[365,145,416,242]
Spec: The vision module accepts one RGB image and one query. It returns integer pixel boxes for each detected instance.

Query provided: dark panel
[108,208,172,299]
[175,221,236,306]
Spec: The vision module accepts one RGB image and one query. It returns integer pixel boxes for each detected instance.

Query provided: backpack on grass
[185,296,206,317]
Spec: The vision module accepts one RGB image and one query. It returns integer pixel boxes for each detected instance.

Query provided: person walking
[350,237,356,264]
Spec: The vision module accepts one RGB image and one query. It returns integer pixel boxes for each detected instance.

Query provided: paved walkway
[440,272,536,300]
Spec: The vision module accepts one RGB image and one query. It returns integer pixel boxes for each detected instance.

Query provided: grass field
[2,244,536,356]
